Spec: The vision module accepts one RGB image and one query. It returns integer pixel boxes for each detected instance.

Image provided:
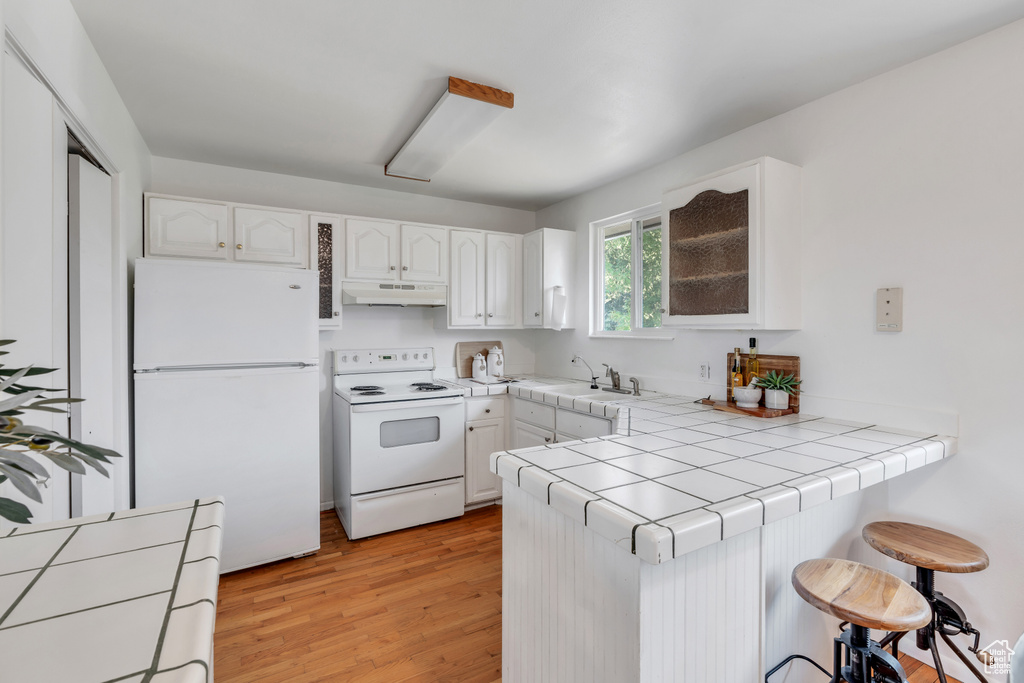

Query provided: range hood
[341,281,447,307]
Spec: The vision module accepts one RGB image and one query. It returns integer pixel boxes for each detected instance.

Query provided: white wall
[534,18,1024,679]
[150,156,539,508]
[1,0,152,512]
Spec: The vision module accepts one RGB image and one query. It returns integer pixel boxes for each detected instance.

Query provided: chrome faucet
[628,377,641,396]
[571,355,599,389]
[603,364,621,391]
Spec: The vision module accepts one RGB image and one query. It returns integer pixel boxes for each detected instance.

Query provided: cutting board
[454,341,504,378]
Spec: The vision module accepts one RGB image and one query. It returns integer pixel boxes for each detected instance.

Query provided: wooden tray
[724,352,800,415]
[700,398,795,418]
[454,341,504,378]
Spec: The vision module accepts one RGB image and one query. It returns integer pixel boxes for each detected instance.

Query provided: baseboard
[320,501,334,512]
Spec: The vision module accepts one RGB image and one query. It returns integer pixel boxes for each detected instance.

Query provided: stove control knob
[402,353,409,360]
[340,355,348,363]
[413,353,419,359]
[423,352,430,360]
[353,355,360,363]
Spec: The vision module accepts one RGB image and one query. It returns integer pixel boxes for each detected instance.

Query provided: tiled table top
[0,497,224,683]
[489,389,957,565]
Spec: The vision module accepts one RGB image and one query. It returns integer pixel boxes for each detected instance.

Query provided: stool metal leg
[938,629,992,683]
[927,631,948,683]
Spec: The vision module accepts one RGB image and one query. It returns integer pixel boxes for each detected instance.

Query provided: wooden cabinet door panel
[148,197,229,260]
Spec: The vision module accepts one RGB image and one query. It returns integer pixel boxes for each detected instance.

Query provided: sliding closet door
[0,56,67,526]
[69,155,115,517]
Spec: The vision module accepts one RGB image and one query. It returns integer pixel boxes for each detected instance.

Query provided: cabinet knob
[475,313,482,318]
[236,244,242,250]
[390,265,396,270]
[468,426,474,432]
[333,311,340,317]
[218,242,226,248]
[544,437,552,442]
[402,266,408,271]
[485,408,491,413]
[534,312,540,317]
[660,308,666,313]
[488,313,494,318]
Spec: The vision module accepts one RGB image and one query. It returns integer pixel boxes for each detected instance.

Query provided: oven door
[349,395,465,494]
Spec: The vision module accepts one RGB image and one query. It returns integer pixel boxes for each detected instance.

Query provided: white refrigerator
[133,258,320,572]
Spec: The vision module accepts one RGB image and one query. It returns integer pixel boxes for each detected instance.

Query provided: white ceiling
[70,0,1024,211]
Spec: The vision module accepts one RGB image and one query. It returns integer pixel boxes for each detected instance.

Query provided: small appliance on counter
[472,353,488,380]
[487,345,504,377]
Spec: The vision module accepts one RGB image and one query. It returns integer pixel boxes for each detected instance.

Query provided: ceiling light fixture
[385,76,514,182]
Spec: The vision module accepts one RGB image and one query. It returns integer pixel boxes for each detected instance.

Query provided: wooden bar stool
[863,521,991,683]
[780,558,931,682]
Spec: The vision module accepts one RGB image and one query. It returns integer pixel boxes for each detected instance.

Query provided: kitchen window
[591,204,668,337]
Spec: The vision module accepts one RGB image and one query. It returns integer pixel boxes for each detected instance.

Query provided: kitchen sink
[540,383,605,396]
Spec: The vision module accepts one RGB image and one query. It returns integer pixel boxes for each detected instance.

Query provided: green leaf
[0,450,49,478]
[0,389,46,413]
[0,367,32,393]
[22,405,68,414]
[0,340,17,347]
[0,497,32,524]
[28,397,84,406]
[40,450,87,475]
[0,463,42,503]
[10,427,120,463]
[0,367,56,377]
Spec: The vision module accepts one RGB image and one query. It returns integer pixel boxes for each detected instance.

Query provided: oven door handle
[350,396,464,413]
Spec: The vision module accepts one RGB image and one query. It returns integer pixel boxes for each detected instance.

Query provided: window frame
[589,203,675,340]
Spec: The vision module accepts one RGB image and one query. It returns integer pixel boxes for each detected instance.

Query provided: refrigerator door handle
[137,362,318,373]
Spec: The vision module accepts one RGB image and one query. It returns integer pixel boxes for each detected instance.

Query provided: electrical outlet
[699,362,711,382]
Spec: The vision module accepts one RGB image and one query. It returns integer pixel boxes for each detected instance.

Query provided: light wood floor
[214,507,502,682]
[214,507,956,682]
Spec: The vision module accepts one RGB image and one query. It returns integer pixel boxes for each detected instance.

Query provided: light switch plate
[876,287,903,332]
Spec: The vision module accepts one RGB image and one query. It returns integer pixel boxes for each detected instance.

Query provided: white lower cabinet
[465,418,504,505]
[513,420,554,448]
[465,397,506,505]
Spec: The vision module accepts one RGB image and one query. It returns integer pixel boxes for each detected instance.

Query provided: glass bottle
[745,337,760,386]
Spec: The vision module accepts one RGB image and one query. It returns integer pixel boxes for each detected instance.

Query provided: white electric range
[332,347,466,539]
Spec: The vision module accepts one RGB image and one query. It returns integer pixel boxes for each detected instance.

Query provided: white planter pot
[764,389,790,410]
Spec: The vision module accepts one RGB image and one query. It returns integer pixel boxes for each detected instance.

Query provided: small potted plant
[754,370,801,410]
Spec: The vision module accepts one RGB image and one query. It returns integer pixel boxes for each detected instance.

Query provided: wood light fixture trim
[447,76,514,109]
[384,76,514,182]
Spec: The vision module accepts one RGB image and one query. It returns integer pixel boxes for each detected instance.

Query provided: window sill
[589,332,676,341]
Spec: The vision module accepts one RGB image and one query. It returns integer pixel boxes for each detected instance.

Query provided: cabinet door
[147,196,230,260]
[465,418,504,504]
[346,218,398,280]
[522,230,543,327]
[234,207,307,267]
[400,224,447,282]
[486,233,518,326]
[310,214,342,329]
[512,420,554,449]
[449,230,485,327]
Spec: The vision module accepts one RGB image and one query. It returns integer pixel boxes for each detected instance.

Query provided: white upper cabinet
[660,157,802,329]
[145,194,308,268]
[310,214,342,330]
[400,224,447,282]
[345,218,399,280]
[344,219,448,283]
[233,207,307,267]
[448,230,520,328]
[449,230,485,326]
[523,228,575,329]
[485,233,519,326]
[146,196,230,260]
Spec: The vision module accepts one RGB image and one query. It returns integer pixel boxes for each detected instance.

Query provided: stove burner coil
[414,384,446,391]
[357,391,385,395]
[351,385,383,391]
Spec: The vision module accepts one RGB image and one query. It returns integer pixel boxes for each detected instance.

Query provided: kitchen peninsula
[488,385,956,682]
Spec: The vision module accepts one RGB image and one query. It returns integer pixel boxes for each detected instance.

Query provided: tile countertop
[0,497,224,683]
[487,387,957,565]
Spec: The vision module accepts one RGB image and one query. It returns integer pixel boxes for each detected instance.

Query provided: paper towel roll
[551,286,567,331]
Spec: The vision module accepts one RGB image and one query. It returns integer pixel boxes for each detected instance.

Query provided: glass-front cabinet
[660,156,802,330]
[310,214,342,330]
